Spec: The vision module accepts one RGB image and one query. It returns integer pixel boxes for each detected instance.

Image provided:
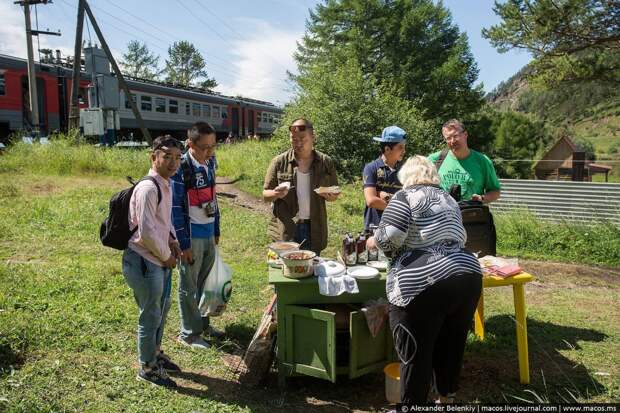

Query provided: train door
[231,107,239,136]
[241,107,246,137]
[248,109,255,135]
[20,75,47,132]
[57,75,68,131]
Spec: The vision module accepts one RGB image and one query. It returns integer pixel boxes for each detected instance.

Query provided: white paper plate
[347,266,379,279]
[367,261,388,271]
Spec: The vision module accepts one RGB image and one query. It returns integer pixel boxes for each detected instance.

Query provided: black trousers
[389,272,482,404]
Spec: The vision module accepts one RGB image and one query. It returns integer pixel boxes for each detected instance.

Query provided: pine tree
[164,41,217,89]
[119,41,161,80]
[482,0,620,87]
[294,0,484,120]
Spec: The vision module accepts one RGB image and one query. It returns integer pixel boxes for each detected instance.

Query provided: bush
[276,57,439,179]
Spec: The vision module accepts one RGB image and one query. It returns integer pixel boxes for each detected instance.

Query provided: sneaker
[205,325,225,339]
[137,366,177,388]
[157,351,181,372]
[177,335,210,349]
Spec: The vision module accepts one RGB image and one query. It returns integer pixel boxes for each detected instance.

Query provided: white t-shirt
[296,171,311,219]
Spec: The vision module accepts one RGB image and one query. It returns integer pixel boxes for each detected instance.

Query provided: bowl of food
[280,250,316,278]
[267,241,300,268]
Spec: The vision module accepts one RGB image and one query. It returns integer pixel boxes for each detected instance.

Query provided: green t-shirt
[427,149,501,201]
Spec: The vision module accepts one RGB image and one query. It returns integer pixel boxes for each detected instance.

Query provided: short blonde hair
[398,155,440,187]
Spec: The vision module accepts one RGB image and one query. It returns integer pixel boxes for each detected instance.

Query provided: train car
[0,53,89,139]
[0,52,283,141]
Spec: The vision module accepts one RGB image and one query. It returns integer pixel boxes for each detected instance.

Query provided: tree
[119,41,162,80]
[164,41,217,89]
[275,56,438,179]
[491,110,549,178]
[294,0,484,121]
[482,0,620,88]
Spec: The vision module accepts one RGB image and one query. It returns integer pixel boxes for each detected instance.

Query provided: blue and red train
[0,53,283,141]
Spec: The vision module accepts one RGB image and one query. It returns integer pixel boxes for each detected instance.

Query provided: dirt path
[216,177,271,214]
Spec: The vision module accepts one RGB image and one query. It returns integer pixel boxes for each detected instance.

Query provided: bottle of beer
[356,231,368,264]
[343,233,357,265]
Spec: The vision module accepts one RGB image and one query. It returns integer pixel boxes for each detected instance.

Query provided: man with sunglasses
[123,135,183,387]
[363,126,407,229]
[171,122,224,350]
[263,117,340,255]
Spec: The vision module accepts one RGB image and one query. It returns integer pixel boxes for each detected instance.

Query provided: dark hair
[187,122,216,143]
[380,141,400,154]
[289,117,313,129]
[152,134,182,151]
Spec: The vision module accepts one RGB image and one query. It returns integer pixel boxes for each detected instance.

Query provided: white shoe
[177,335,210,349]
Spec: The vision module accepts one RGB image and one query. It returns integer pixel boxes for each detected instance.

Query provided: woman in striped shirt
[367,155,482,404]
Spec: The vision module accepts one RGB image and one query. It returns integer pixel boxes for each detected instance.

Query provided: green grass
[0,140,618,410]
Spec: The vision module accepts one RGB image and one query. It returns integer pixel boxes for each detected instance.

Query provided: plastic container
[384,362,401,404]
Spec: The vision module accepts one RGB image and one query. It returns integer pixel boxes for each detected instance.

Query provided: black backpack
[100,176,162,250]
[434,149,497,256]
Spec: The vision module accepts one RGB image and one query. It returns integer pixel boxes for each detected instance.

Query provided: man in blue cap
[362,126,407,229]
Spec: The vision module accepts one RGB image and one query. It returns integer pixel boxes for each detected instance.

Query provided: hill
[487,67,620,181]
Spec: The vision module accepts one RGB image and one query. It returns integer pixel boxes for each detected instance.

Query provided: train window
[192,103,201,117]
[262,113,269,122]
[155,97,166,113]
[212,105,220,118]
[0,74,5,95]
[221,108,228,119]
[185,102,191,116]
[268,114,273,123]
[169,99,179,114]
[125,93,136,109]
[202,104,210,117]
[141,95,152,111]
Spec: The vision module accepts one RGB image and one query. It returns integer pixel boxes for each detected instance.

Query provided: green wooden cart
[268,266,394,387]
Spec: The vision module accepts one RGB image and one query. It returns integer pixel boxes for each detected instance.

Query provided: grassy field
[0,141,618,411]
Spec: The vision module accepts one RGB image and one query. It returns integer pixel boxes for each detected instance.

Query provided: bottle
[356,231,368,264]
[343,233,357,266]
[366,228,378,261]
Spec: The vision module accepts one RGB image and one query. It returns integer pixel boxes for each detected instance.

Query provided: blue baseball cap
[373,126,407,143]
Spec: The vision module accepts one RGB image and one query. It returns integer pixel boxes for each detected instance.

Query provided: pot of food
[280,250,316,279]
[267,241,300,268]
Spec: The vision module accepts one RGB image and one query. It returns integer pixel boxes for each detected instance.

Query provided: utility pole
[68,0,85,130]
[16,0,60,136]
[67,0,151,142]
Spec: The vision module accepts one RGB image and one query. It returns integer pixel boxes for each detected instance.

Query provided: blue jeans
[295,222,312,251]
[178,237,216,340]
[122,248,172,367]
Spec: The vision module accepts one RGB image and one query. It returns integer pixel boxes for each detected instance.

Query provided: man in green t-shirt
[428,119,501,203]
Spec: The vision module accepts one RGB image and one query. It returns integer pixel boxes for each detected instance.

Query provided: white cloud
[0,2,28,58]
[214,19,301,106]
[0,2,89,64]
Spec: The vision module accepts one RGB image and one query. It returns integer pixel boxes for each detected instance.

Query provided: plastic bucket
[384,362,401,404]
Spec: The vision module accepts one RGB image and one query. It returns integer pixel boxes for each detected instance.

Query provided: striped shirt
[375,185,482,307]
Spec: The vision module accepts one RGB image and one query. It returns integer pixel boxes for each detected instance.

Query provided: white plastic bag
[199,247,232,317]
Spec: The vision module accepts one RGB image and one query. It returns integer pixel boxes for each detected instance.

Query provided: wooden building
[534,136,612,182]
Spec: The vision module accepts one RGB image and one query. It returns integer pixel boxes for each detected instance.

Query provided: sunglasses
[289,125,313,133]
[195,142,218,151]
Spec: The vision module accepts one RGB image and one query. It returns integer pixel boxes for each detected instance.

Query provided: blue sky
[1,0,532,105]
